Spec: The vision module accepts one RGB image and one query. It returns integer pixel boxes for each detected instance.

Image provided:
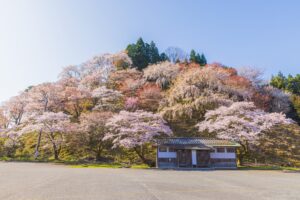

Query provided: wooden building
[156,138,240,169]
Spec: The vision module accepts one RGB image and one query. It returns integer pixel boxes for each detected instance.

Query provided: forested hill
[0,38,299,167]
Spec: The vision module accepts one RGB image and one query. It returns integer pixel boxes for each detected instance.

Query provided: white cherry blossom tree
[105,110,173,164]
[197,102,294,145]
[143,61,181,89]
[20,112,73,160]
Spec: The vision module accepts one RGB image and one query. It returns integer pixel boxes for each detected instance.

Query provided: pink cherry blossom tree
[237,67,264,87]
[2,92,29,126]
[62,85,92,119]
[92,86,123,112]
[20,112,73,160]
[197,102,293,144]
[59,52,131,90]
[26,83,65,158]
[26,83,64,113]
[124,97,139,111]
[105,110,173,165]
[197,101,294,163]
[143,61,181,89]
[79,54,117,89]
[59,65,81,81]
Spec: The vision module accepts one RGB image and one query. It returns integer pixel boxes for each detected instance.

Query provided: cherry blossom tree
[0,92,29,157]
[160,66,249,120]
[76,112,113,160]
[79,52,131,89]
[20,112,73,160]
[105,110,173,165]
[26,82,65,158]
[196,102,293,156]
[124,97,139,111]
[26,83,64,113]
[107,68,144,96]
[59,52,132,90]
[143,61,181,89]
[137,84,163,112]
[58,65,81,81]
[238,67,264,87]
[62,85,92,119]
[92,86,123,112]
[2,92,29,126]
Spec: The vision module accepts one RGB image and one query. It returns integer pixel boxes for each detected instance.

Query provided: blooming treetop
[92,86,123,111]
[143,61,181,89]
[20,112,72,135]
[237,67,264,87]
[196,102,294,144]
[59,52,132,90]
[2,92,28,126]
[104,110,173,148]
[92,86,123,100]
[26,83,64,113]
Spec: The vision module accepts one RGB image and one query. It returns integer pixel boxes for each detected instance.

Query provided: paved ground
[0,162,299,200]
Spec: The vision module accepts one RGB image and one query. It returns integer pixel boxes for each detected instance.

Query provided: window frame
[216,147,225,153]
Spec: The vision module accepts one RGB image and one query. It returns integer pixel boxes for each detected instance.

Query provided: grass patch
[70,163,150,169]
[239,165,300,171]
[71,163,122,168]
[130,164,150,169]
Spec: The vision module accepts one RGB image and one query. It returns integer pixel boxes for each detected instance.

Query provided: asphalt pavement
[0,162,299,200]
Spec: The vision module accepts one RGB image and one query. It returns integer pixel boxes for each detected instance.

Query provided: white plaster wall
[158,152,177,158]
[210,152,236,159]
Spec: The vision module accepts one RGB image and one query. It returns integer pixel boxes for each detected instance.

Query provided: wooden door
[196,150,210,168]
[177,150,192,167]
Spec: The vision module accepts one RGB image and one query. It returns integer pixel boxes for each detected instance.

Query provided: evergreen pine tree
[189,49,197,63]
[200,53,207,66]
[148,41,161,64]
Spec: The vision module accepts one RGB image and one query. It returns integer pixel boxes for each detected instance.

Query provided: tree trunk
[47,132,60,160]
[237,142,249,166]
[34,130,42,159]
[95,145,103,161]
[133,147,154,166]
[52,142,59,160]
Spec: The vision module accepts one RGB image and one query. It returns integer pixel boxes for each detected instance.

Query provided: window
[158,147,167,152]
[216,148,225,153]
[168,147,176,152]
[226,148,235,153]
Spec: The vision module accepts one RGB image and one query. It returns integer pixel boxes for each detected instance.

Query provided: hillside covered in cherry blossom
[0,38,299,167]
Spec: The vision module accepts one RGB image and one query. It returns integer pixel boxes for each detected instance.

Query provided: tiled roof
[156,138,240,147]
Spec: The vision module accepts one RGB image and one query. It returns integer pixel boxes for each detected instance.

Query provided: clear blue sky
[0,0,299,103]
